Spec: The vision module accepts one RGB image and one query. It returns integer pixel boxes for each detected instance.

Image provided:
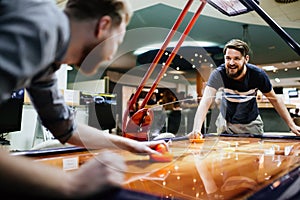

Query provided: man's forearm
[268,96,294,127]
[67,123,127,150]
[193,98,213,133]
[0,150,71,199]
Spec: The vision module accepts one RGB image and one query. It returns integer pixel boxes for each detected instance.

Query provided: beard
[226,63,245,79]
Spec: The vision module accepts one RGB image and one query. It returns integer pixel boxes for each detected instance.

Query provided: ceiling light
[61,64,73,71]
[67,66,73,70]
[268,46,275,50]
[168,70,185,75]
[275,78,280,83]
[282,61,292,65]
[142,88,158,93]
[173,75,179,80]
[262,65,278,71]
[133,41,220,55]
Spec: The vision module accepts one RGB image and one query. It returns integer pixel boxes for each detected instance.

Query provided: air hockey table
[13,134,300,200]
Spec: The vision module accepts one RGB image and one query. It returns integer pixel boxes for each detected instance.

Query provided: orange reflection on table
[123,138,300,200]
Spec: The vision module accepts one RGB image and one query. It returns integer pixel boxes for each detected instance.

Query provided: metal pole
[240,0,300,55]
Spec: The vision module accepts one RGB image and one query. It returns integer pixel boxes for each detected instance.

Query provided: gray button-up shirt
[0,0,75,143]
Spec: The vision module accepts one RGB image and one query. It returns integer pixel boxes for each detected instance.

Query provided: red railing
[122,0,207,141]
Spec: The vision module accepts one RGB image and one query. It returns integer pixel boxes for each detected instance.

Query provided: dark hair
[64,0,132,25]
[223,39,250,57]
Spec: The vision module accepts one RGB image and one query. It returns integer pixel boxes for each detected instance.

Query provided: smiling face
[224,48,249,79]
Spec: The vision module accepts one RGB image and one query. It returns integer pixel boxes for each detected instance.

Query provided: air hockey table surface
[15,135,300,200]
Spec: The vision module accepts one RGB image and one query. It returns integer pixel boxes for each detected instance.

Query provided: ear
[95,16,112,38]
[245,55,250,63]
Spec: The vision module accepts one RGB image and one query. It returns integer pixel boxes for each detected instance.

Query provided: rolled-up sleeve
[26,66,76,144]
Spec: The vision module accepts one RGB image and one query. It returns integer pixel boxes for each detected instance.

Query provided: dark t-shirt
[207,63,272,124]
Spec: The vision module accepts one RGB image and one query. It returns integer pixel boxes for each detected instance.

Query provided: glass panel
[207,0,259,16]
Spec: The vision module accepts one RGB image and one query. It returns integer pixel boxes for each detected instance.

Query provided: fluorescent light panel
[262,65,277,71]
[133,41,219,55]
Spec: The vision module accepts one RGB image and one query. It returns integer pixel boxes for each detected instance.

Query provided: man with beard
[190,39,300,137]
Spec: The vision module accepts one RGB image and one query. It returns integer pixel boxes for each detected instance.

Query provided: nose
[229,59,235,65]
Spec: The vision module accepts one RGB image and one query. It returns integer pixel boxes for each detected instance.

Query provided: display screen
[288,89,298,98]
[0,89,24,133]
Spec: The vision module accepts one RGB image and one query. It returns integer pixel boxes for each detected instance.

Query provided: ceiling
[57,0,300,88]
